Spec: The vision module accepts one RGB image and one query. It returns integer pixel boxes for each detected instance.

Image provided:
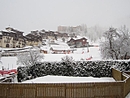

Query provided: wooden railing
[112,68,123,81]
[122,72,130,97]
[0,68,129,98]
[0,82,124,98]
[112,68,130,97]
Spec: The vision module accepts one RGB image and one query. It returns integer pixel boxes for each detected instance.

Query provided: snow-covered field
[0,47,101,70]
[42,47,101,62]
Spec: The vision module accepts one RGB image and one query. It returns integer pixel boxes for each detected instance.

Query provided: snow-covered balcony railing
[112,68,130,97]
[122,71,130,97]
[0,68,130,98]
[0,81,125,98]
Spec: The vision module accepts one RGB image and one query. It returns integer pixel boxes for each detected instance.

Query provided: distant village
[0,27,89,55]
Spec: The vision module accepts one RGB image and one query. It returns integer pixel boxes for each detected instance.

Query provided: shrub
[17,61,130,82]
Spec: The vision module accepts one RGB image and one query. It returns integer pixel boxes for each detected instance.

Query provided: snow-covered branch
[17,48,44,66]
[100,26,130,60]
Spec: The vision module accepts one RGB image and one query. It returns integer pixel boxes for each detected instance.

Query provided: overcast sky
[0,0,130,34]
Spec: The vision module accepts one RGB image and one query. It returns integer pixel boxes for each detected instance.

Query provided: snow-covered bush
[18,61,130,82]
[17,60,130,82]
[17,66,30,82]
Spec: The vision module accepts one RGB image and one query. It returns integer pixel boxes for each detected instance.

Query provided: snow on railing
[0,69,17,75]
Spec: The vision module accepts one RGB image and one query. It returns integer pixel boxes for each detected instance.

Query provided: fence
[0,68,129,98]
[122,72,130,97]
[112,68,130,97]
[0,82,124,98]
[112,68,122,81]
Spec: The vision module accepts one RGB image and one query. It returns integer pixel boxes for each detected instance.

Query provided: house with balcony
[25,33,42,46]
[0,27,25,48]
[67,37,89,48]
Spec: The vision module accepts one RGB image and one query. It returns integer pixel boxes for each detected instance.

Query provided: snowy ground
[0,47,101,70]
[42,47,101,62]
[22,75,115,83]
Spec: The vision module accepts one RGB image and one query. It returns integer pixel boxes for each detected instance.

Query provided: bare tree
[100,26,130,60]
[17,47,44,66]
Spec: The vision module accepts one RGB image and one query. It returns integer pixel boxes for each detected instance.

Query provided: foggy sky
[0,0,130,34]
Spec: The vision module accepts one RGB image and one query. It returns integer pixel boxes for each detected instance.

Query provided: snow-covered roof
[0,32,2,35]
[1,30,9,32]
[67,36,91,43]
[1,30,16,34]
[50,45,71,50]
[72,36,88,40]
[5,26,24,33]
[40,46,49,51]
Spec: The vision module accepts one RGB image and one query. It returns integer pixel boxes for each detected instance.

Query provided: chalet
[40,46,49,54]
[25,33,42,46]
[50,44,72,54]
[44,31,56,40]
[40,31,69,41]
[0,27,69,48]
[0,27,25,48]
[67,37,89,48]
[40,33,48,39]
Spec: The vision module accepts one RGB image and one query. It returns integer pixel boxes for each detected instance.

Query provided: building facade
[0,27,25,48]
[67,37,89,48]
[25,33,42,46]
[0,27,69,48]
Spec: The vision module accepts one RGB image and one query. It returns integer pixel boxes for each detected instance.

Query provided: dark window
[6,44,9,48]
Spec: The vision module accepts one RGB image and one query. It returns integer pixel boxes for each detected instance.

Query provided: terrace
[0,68,129,98]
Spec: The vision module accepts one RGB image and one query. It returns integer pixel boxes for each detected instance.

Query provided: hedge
[17,60,130,82]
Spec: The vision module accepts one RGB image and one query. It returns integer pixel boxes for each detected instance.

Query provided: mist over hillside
[58,24,107,42]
